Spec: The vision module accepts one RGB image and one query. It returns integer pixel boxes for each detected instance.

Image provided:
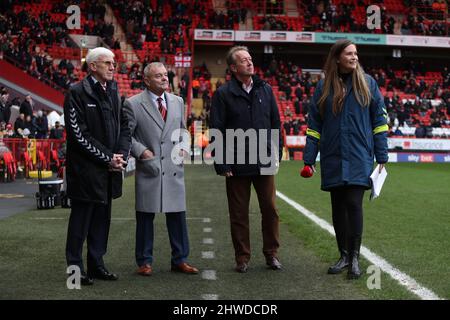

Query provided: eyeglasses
[95,60,117,68]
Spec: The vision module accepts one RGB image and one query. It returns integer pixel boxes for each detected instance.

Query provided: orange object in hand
[300,165,314,178]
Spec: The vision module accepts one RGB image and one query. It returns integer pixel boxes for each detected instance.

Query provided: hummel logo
[87,104,97,108]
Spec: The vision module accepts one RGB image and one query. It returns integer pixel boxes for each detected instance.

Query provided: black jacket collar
[83,76,118,102]
[86,75,117,92]
[229,75,265,97]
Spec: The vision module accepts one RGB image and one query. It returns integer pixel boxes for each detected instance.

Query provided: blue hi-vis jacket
[303,74,388,191]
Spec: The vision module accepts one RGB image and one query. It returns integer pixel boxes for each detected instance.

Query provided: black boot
[327,250,349,274]
[347,237,362,279]
[328,229,349,274]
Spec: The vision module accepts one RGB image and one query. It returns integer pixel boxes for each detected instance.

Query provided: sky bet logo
[367,5,381,30]
[66,5,81,30]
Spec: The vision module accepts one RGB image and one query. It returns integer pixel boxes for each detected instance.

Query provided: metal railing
[2,138,65,175]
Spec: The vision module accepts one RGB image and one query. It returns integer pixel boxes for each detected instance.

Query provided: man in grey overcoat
[123,62,199,276]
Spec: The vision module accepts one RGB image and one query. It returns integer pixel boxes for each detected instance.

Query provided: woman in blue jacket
[302,39,388,279]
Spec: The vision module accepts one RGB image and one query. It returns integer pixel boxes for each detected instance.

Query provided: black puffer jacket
[210,75,283,176]
[63,77,131,204]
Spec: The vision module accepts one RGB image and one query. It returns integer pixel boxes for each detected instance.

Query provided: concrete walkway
[0,178,39,219]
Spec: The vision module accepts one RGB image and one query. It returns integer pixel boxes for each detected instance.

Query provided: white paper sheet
[370,165,387,201]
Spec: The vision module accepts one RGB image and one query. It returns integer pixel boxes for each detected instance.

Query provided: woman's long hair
[317,39,371,117]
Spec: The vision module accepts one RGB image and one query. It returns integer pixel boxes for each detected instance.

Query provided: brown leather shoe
[235,262,249,273]
[137,264,153,276]
[266,256,283,270]
[171,262,199,274]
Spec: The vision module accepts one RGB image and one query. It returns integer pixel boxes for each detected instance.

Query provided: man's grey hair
[144,62,166,77]
[85,47,115,65]
[226,46,250,67]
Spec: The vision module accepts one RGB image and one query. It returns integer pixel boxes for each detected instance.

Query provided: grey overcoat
[124,89,189,213]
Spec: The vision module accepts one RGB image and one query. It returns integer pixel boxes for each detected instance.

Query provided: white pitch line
[201,251,215,259]
[202,238,214,244]
[201,270,217,280]
[200,218,218,301]
[201,294,219,300]
[32,217,207,221]
[34,216,213,222]
[30,217,136,221]
[276,190,442,301]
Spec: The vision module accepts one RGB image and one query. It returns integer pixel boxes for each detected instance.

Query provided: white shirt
[90,75,107,91]
[242,78,254,94]
[147,89,166,110]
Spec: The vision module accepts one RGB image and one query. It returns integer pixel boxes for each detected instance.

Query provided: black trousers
[65,198,112,272]
[330,186,365,253]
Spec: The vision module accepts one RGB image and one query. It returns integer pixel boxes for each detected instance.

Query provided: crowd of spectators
[366,63,449,98]
[400,1,448,36]
[1,1,449,141]
[0,88,64,140]
[109,0,192,54]
[196,2,248,30]
[0,7,76,89]
[107,0,449,37]
[0,0,123,91]
[201,55,449,138]
[253,0,448,36]
[53,0,119,47]
[260,16,292,31]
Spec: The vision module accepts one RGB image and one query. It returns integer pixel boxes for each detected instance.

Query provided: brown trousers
[225,175,280,264]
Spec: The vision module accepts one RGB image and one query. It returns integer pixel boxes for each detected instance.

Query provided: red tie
[157,97,167,122]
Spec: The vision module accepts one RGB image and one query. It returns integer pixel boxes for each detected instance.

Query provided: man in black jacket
[64,47,131,286]
[20,94,34,118]
[49,121,64,139]
[210,46,283,273]
[0,88,11,124]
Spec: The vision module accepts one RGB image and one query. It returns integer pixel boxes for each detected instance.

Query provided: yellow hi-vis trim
[373,124,388,135]
[306,128,321,140]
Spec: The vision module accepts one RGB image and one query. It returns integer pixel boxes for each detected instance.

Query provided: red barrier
[1,152,17,181]
[2,138,65,178]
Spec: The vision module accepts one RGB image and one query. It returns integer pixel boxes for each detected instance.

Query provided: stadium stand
[0,0,449,178]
